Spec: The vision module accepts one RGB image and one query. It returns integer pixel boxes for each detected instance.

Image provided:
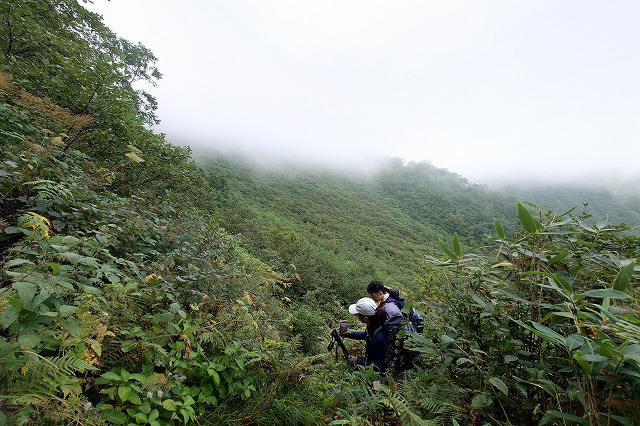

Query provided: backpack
[408,308,424,333]
[386,288,405,310]
[385,290,423,333]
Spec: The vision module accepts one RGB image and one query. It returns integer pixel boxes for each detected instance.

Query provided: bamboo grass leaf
[517,202,540,233]
[613,261,635,292]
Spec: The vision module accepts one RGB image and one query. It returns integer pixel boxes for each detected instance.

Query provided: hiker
[340,297,389,372]
[367,280,403,332]
[367,280,421,373]
[367,280,404,309]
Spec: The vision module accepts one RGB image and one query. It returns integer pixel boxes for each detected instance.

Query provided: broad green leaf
[456,357,472,366]
[517,202,540,233]
[489,376,508,396]
[5,259,35,268]
[539,411,589,425]
[162,399,177,411]
[613,261,635,292]
[12,282,37,305]
[438,240,456,260]
[493,219,505,238]
[58,305,79,317]
[101,371,121,381]
[117,385,131,402]
[134,413,148,423]
[548,275,572,293]
[620,344,640,363]
[439,335,455,345]
[208,369,220,386]
[531,322,564,346]
[595,216,609,230]
[504,355,518,363]
[129,373,148,384]
[63,319,81,336]
[470,393,492,408]
[17,334,41,349]
[452,233,461,258]
[578,354,608,362]
[580,289,630,299]
[100,409,128,424]
[0,306,19,329]
[565,334,585,351]
[548,251,569,266]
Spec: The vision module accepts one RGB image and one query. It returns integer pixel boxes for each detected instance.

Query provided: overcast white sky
[85,1,640,187]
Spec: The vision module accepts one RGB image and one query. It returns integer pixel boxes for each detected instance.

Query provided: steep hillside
[197,153,640,305]
[197,155,520,302]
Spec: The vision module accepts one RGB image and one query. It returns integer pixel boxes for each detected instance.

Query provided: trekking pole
[328,329,350,361]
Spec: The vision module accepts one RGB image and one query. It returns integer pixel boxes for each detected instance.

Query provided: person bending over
[341,297,389,372]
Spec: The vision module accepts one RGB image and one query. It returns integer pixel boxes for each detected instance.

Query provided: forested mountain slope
[197,155,517,302]
[197,153,639,304]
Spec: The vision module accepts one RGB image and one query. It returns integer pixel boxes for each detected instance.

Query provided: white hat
[348,297,377,316]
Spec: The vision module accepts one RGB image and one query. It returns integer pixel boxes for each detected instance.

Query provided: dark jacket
[346,326,389,371]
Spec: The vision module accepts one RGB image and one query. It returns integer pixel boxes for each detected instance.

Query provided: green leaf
[504,355,518,363]
[539,411,589,425]
[493,219,505,239]
[565,334,585,351]
[579,354,608,363]
[531,322,564,346]
[182,395,195,406]
[452,233,461,258]
[17,334,41,349]
[134,413,148,423]
[489,376,508,396]
[100,371,122,381]
[100,409,128,424]
[58,305,79,317]
[517,202,540,233]
[439,335,455,345]
[129,373,148,384]
[5,258,35,268]
[549,275,572,293]
[162,399,177,411]
[208,369,220,386]
[613,261,635,292]
[580,289,630,299]
[117,385,131,402]
[470,393,492,408]
[12,282,37,305]
[438,240,456,261]
[0,305,19,329]
[548,250,569,266]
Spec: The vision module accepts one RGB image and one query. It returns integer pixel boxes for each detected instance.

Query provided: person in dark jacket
[341,297,389,372]
[367,280,403,331]
[367,280,404,309]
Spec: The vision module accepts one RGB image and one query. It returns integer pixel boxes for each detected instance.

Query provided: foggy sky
[85,1,640,188]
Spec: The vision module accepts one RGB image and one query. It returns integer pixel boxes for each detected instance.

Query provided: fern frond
[2,353,93,408]
[24,179,74,201]
[378,382,437,426]
[197,329,225,347]
[16,212,53,239]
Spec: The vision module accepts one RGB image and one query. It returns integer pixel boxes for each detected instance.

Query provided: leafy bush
[415,203,640,425]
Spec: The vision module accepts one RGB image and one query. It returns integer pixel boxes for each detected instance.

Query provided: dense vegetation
[1,2,639,425]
